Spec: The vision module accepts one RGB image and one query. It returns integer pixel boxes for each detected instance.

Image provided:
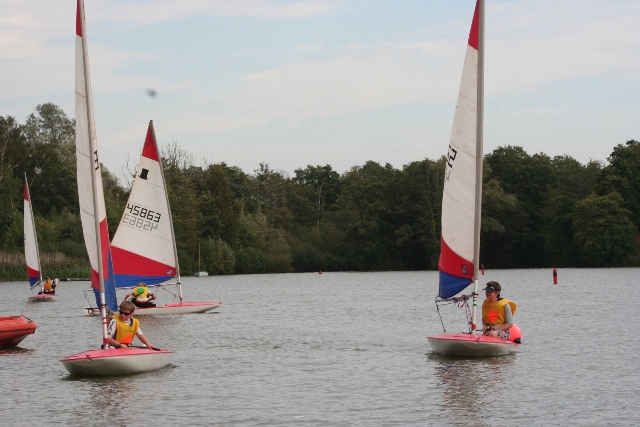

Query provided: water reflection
[428,354,515,424]
[0,347,35,356]
[64,376,141,426]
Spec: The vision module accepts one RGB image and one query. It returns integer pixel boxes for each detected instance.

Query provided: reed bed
[0,251,90,281]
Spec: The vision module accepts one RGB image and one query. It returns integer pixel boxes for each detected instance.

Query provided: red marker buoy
[553,268,558,284]
[481,264,485,275]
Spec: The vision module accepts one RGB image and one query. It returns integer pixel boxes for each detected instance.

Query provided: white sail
[111,121,179,288]
[23,176,42,287]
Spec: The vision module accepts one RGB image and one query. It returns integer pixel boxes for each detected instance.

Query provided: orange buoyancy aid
[44,279,54,291]
[482,298,516,326]
[110,314,140,345]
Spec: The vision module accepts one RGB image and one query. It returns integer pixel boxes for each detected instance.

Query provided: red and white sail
[111,121,179,288]
[23,176,42,287]
[75,0,117,311]
[438,0,481,299]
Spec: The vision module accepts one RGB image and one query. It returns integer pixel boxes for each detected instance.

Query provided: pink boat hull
[60,347,173,376]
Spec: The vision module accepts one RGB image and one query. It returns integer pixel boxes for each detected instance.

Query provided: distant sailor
[40,276,56,294]
[481,281,516,340]
[124,282,157,308]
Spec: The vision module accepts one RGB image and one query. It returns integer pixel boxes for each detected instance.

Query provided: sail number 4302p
[122,203,161,231]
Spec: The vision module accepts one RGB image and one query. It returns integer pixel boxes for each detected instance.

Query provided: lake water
[1,269,638,426]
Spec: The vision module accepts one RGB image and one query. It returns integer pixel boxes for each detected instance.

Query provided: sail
[76,0,117,311]
[23,177,42,287]
[438,0,480,299]
[111,121,179,288]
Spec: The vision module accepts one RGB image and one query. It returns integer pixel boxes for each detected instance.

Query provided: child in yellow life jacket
[106,301,156,349]
[481,281,516,340]
[123,283,157,308]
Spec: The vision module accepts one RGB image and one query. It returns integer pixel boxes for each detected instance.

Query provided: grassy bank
[0,252,90,282]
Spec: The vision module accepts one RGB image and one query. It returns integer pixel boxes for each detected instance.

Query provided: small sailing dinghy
[24,175,56,302]
[61,0,172,376]
[427,0,520,357]
[0,315,37,348]
[194,242,209,277]
[107,121,221,316]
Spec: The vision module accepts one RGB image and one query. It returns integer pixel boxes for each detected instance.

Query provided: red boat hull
[0,315,37,348]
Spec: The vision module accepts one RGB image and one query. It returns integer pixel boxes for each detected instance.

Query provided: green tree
[596,140,640,228]
[572,193,637,267]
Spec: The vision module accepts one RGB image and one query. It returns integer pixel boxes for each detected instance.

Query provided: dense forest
[1,103,639,279]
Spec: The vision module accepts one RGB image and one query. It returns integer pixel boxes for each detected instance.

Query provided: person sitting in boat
[106,301,156,349]
[481,281,516,340]
[40,276,56,294]
[124,282,157,308]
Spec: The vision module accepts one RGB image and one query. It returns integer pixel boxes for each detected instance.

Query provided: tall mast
[471,0,485,332]
[150,120,184,302]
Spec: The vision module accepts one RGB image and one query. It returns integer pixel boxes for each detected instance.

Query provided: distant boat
[109,121,221,315]
[426,0,520,356]
[60,0,172,376]
[0,315,37,348]
[24,175,56,302]
[194,242,208,277]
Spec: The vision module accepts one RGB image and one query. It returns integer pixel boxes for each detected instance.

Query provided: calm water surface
[1,269,638,426]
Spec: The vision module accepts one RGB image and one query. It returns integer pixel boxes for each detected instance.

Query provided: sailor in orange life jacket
[481,281,516,340]
[41,276,56,294]
[106,301,156,349]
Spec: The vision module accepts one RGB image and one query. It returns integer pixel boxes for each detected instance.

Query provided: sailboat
[61,0,172,376]
[427,0,520,356]
[24,175,56,302]
[194,242,209,277]
[108,121,221,315]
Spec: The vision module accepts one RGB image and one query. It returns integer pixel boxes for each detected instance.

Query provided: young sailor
[481,281,516,340]
[107,301,156,349]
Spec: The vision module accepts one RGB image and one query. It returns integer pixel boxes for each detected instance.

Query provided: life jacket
[44,279,53,291]
[134,286,150,303]
[482,298,516,326]
[110,314,140,345]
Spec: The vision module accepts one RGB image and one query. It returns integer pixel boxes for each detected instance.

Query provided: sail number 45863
[122,203,161,231]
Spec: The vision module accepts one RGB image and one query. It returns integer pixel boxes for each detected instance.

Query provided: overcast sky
[1,0,638,180]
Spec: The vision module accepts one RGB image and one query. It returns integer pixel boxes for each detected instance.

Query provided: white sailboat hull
[193,271,209,277]
[28,294,57,302]
[84,301,221,316]
[61,347,173,376]
[427,333,516,357]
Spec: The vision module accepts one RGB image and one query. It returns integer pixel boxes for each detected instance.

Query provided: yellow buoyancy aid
[44,279,54,291]
[482,298,516,326]
[110,314,140,345]
[134,286,150,303]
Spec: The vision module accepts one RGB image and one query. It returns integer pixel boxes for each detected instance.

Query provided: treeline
[1,103,639,279]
